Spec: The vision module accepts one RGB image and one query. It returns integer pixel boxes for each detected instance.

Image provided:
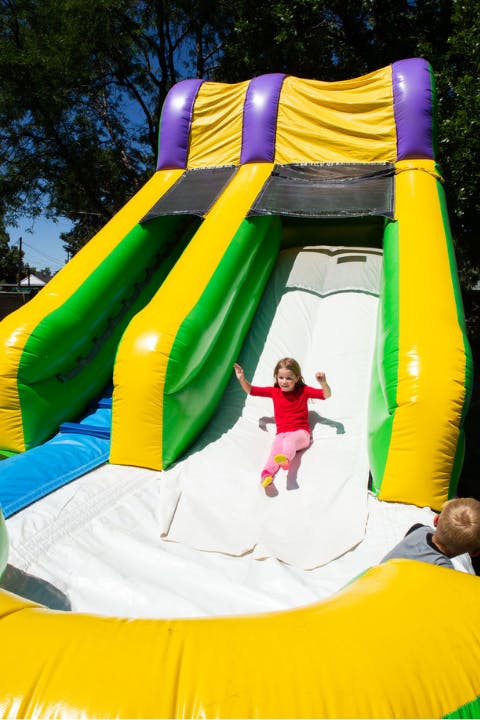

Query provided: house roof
[19,272,49,286]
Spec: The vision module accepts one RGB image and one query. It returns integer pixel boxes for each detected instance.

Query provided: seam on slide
[8,469,153,571]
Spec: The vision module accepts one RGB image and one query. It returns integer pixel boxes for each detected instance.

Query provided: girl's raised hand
[233,363,244,379]
[234,363,251,393]
[315,371,332,398]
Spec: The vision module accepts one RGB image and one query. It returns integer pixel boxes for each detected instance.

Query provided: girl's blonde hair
[273,358,305,388]
[435,497,480,556]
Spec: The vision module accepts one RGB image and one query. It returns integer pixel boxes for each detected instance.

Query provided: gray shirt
[381,524,454,569]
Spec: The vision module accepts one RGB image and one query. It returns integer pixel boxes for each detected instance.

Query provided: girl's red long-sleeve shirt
[250,385,325,434]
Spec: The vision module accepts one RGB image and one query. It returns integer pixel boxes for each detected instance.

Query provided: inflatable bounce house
[0,57,479,718]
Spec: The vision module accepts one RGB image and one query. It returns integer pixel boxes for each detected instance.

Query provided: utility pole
[17,236,23,286]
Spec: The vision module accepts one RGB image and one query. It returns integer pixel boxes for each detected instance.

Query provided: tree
[216,1,462,81]
[1,0,478,304]
[436,0,480,293]
[216,1,480,288]
[0,0,225,257]
[0,221,23,283]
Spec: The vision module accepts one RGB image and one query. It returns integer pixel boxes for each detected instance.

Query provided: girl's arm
[234,363,252,394]
[315,371,331,399]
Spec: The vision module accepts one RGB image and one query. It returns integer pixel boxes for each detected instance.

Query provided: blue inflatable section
[0,393,112,518]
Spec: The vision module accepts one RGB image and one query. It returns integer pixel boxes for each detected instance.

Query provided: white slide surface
[162,246,378,567]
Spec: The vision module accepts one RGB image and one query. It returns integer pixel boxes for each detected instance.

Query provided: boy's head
[433,498,480,557]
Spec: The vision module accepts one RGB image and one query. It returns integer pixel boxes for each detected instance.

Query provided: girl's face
[276,367,298,392]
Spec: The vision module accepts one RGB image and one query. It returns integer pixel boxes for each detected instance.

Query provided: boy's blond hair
[434,497,480,556]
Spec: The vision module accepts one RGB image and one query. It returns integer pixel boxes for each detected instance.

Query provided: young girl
[234,358,331,487]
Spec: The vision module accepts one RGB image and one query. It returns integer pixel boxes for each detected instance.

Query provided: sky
[7,215,72,275]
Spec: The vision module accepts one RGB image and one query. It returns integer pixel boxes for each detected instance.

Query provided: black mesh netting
[249,163,394,219]
[141,166,238,222]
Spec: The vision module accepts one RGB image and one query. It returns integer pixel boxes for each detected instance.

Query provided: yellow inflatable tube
[0,561,479,718]
[372,160,471,510]
[0,170,182,452]
[110,162,275,469]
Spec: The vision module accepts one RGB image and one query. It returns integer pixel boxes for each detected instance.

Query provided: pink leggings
[261,429,311,480]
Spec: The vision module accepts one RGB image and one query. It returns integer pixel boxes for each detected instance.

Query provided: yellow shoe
[274,454,289,470]
[261,475,273,487]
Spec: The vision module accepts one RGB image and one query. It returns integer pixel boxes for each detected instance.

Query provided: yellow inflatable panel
[275,67,397,164]
[0,561,479,718]
[188,80,249,168]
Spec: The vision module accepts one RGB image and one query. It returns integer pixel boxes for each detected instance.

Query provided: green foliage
[437,2,480,264]
[0,0,224,258]
[0,0,147,254]
[0,222,23,283]
[215,0,450,82]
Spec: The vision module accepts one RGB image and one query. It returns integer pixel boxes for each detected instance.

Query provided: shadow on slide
[0,564,71,611]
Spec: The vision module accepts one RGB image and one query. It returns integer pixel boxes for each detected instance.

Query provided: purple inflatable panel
[240,73,287,164]
[392,58,434,161]
[157,79,204,170]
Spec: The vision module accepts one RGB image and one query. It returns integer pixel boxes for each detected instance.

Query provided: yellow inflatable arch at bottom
[0,559,479,718]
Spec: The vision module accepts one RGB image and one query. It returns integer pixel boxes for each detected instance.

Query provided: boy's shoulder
[382,524,454,569]
[405,523,428,536]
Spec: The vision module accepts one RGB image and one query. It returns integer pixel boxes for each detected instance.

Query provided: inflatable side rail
[369,160,472,510]
[0,561,479,719]
[0,170,191,453]
[111,163,279,469]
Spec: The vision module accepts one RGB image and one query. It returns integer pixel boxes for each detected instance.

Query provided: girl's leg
[274,430,311,468]
[261,431,311,484]
[261,434,288,485]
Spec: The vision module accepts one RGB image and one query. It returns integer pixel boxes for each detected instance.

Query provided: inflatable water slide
[0,58,479,718]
